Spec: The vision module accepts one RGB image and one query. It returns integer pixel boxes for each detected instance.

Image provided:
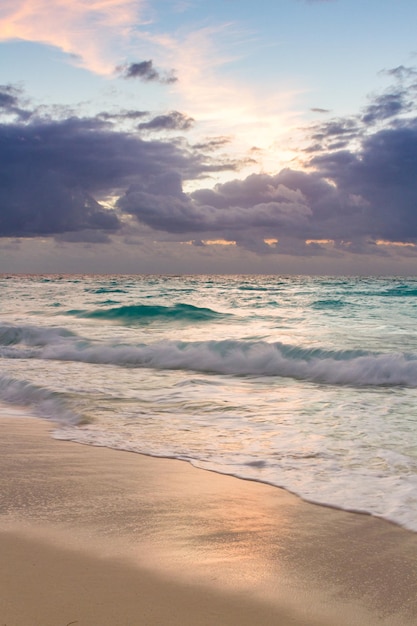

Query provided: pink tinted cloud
[0,0,148,73]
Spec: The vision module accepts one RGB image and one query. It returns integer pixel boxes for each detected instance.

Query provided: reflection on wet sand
[1,416,417,626]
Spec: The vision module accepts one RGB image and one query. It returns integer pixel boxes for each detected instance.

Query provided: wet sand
[1,415,417,625]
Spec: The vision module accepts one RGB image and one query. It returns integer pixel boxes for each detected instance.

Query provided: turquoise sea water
[2,274,417,530]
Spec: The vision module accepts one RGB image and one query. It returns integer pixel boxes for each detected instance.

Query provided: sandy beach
[1,415,417,625]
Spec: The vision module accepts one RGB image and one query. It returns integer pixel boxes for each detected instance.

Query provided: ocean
[1,274,417,531]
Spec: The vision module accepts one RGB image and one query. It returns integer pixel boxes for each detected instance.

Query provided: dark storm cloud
[118,125,417,254]
[0,105,206,238]
[311,119,417,242]
[138,111,194,132]
[117,60,177,84]
[118,170,316,238]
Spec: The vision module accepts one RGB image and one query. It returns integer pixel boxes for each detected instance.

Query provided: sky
[1,0,417,275]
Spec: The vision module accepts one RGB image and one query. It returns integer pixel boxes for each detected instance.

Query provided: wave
[343,284,417,298]
[86,287,128,294]
[68,303,229,323]
[0,372,80,423]
[0,323,75,346]
[311,299,346,309]
[381,286,417,298]
[2,322,417,386]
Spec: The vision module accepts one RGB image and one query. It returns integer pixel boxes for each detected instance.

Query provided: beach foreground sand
[1,415,417,625]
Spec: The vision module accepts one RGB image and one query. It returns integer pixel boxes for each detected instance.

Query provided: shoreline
[2,415,417,625]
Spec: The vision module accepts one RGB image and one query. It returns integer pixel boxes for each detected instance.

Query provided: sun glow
[376,240,416,247]
[203,239,236,246]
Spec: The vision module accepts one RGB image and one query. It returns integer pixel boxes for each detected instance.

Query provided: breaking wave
[2,322,417,386]
[0,323,75,346]
[0,372,80,424]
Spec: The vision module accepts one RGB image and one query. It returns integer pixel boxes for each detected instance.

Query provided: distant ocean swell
[2,322,417,387]
[66,302,229,322]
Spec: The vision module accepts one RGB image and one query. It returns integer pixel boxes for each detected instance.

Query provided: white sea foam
[54,341,417,385]
[2,322,417,386]
[0,372,79,423]
[0,323,74,346]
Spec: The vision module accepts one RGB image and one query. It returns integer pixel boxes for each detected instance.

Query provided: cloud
[117,70,417,257]
[361,91,411,125]
[97,110,149,122]
[118,170,318,240]
[382,65,417,82]
[0,94,207,238]
[192,136,232,151]
[0,0,148,74]
[0,84,32,120]
[0,1,301,171]
[55,229,113,243]
[308,66,417,156]
[157,21,300,170]
[310,120,417,243]
[310,118,359,142]
[138,111,194,132]
[0,85,19,110]
[310,107,331,114]
[2,70,417,263]
[117,60,177,84]
[121,60,159,81]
